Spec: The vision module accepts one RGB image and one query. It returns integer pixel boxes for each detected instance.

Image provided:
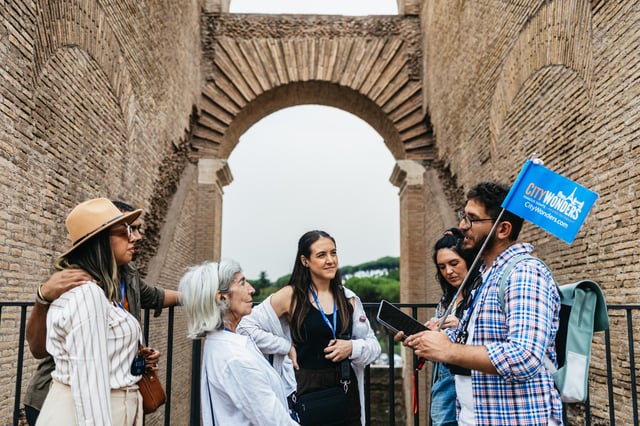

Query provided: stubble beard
[474,232,495,257]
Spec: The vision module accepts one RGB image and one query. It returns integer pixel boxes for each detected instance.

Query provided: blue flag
[502,160,598,244]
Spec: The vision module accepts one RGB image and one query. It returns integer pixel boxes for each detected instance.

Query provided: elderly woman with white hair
[179,260,298,425]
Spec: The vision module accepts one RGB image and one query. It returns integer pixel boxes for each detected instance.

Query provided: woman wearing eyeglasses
[37,198,156,425]
[425,228,480,426]
[179,260,298,425]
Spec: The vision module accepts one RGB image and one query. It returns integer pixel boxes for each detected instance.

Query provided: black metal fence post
[190,338,202,426]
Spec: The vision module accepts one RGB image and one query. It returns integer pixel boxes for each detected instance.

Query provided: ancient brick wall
[421,1,639,424]
[0,0,202,422]
[1,0,638,424]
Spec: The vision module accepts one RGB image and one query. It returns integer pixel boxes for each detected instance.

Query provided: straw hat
[60,198,142,258]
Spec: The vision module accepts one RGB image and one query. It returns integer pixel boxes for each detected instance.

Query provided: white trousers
[37,379,143,425]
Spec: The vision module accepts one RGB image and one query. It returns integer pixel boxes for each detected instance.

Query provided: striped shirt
[454,243,563,425]
[46,282,141,425]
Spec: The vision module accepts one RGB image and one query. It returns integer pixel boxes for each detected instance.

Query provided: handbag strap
[339,359,351,392]
[204,366,216,425]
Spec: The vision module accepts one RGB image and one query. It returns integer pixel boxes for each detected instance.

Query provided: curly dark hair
[433,228,480,317]
[466,181,524,241]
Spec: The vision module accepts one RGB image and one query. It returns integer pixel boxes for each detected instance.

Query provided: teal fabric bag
[550,280,609,403]
[498,255,609,404]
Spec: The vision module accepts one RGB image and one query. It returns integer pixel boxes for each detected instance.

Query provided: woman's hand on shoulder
[41,269,92,302]
[270,285,294,318]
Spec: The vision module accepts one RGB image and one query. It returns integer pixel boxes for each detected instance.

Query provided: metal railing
[2,301,638,425]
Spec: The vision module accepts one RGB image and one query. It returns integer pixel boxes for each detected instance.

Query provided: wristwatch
[36,285,51,305]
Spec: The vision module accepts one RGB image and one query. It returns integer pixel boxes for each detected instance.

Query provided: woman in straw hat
[37,198,152,425]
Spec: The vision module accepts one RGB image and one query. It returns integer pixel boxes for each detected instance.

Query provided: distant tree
[252,271,271,288]
[386,268,399,281]
[252,285,280,303]
[274,274,291,288]
[343,276,399,303]
[340,256,399,279]
[248,271,272,299]
[262,256,399,302]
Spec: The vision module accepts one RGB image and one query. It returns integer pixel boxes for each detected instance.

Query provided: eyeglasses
[126,223,143,239]
[110,223,142,240]
[457,211,493,229]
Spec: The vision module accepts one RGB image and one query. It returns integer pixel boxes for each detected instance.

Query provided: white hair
[178,259,242,339]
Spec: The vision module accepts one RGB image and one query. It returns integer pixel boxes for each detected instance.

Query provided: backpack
[498,254,609,404]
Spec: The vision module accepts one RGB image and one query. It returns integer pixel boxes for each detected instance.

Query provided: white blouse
[46,282,141,425]
[201,330,298,426]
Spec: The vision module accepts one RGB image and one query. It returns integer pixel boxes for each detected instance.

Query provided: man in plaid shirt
[403,182,563,425]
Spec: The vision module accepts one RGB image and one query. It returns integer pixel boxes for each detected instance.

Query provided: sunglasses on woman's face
[110,223,142,240]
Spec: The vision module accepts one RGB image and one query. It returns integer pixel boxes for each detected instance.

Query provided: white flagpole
[437,153,543,330]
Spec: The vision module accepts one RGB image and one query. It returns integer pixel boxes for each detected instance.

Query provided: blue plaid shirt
[455,243,563,425]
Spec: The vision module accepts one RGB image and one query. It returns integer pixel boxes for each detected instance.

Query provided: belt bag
[294,360,351,425]
[295,386,348,425]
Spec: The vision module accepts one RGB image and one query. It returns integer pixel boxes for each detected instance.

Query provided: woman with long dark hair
[238,230,380,426]
[426,228,480,426]
[37,198,151,425]
[430,228,479,325]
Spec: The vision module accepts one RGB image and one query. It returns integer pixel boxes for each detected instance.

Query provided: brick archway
[190,13,436,304]
[33,0,137,136]
[194,13,434,161]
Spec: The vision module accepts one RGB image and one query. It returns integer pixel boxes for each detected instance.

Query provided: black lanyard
[454,273,487,344]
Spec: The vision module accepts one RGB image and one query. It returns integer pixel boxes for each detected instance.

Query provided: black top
[294,299,353,370]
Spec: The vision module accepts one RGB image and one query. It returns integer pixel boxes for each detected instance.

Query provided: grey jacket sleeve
[238,296,291,355]
[138,277,165,317]
[237,296,297,395]
[345,288,381,367]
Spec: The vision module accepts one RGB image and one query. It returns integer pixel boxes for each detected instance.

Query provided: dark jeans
[24,405,39,426]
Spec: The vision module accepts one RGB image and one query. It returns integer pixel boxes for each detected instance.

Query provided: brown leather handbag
[138,367,167,414]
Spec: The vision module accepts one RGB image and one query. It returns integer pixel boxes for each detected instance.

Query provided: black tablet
[376,300,427,339]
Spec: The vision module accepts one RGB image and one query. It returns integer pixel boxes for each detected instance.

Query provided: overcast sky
[221,1,400,280]
[229,0,397,15]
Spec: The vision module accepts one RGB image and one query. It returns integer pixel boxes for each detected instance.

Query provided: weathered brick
[1,1,638,425]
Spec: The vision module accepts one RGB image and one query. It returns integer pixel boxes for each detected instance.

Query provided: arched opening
[221,105,399,283]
